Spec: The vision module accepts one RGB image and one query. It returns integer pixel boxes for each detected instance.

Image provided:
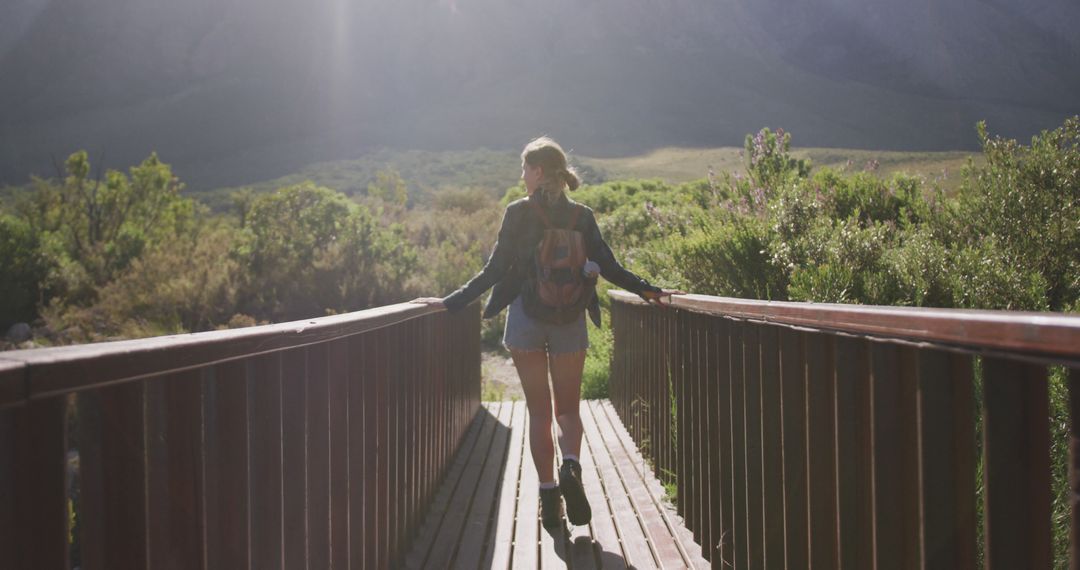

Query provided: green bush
[673,215,787,300]
[955,118,1080,310]
[234,182,417,322]
[16,151,195,308]
[406,204,499,296]
[946,238,1050,311]
[881,228,954,307]
[744,127,811,191]
[0,214,50,330]
[785,218,897,304]
[43,223,240,342]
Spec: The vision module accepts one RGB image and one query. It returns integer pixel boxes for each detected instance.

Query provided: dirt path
[481,350,524,401]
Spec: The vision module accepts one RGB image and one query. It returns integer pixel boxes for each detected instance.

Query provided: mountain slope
[0,0,1076,189]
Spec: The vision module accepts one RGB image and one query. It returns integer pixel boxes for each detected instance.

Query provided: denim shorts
[503,296,589,354]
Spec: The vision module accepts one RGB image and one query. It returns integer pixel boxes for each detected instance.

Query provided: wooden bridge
[1,292,1079,569]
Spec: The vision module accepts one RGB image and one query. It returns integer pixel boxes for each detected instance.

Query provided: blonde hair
[521,136,581,205]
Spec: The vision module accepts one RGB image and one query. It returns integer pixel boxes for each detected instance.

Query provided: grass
[582,320,613,400]
[581,147,745,184]
[185,145,981,212]
[480,368,511,402]
[581,146,979,192]
[479,347,521,403]
[191,148,523,211]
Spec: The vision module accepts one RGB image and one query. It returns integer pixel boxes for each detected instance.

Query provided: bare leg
[511,349,556,483]
[549,350,587,459]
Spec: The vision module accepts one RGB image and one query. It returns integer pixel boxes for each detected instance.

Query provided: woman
[413,136,680,530]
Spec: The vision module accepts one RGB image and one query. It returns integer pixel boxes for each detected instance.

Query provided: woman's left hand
[641,289,686,307]
[410,297,446,309]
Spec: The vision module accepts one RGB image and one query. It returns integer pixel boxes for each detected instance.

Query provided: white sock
[562,454,579,464]
[539,481,558,491]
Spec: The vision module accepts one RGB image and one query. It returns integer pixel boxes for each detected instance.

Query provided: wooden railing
[0,301,481,570]
[609,291,1080,570]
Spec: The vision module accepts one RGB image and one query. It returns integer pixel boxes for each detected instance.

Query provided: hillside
[0,0,1075,190]
[185,145,977,213]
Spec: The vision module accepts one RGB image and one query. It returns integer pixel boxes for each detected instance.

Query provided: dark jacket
[442,193,660,326]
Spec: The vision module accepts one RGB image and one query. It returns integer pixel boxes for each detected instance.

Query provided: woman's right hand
[641,289,685,307]
[410,297,446,309]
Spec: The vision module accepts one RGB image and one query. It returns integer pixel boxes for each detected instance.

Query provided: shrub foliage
[1,117,1076,346]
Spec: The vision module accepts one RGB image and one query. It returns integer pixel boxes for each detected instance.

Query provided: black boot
[539,486,564,531]
[559,459,592,526]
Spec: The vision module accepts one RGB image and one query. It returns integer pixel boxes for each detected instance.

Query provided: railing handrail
[610,291,1080,363]
[0,301,443,407]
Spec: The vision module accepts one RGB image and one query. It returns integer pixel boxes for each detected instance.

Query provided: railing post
[387,323,401,566]
[744,322,766,570]
[705,314,724,566]
[700,310,714,556]
[347,332,367,570]
[834,336,872,570]
[362,331,380,570]
[82,382,149,570]
[281,347,308,570]
[375,330,390,569]
[327,338,349,570]
[0,410,13,564]
[659,308,672,502]
[730,320,749,569]
[626,304,638,456]
[870,344,921,570]
[805,332,838,569]
[759,325,785,569]
[249,352,284,570]
[982,359,1051,569]
[12,396,68,570]
[681,310,696,548]
[684,310,698,548]
[916,350,976,570]
[204,360,251,569]
[779,328,808,569]
[1070,367,1080,570]
[146,370,205,569]
[305,343,331,570]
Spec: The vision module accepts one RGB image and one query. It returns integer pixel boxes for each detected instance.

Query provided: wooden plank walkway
[404,400,708,569]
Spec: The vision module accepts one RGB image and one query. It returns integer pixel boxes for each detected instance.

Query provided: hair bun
[561,166,581,191]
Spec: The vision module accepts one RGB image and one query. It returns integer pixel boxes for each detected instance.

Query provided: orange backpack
[521,200,596,324]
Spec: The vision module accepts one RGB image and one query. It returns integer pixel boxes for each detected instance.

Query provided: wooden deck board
[484,401,527,569]
[579,411,625,570]
[581,401,659,569]
[597,400,710,569]
[539,509,570,569]
[567,437,600,570]
[402,409,488,569]
[404,399,707,569]
[422,402,505,568]
[454,402,514,569]
[513,410,541,570]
